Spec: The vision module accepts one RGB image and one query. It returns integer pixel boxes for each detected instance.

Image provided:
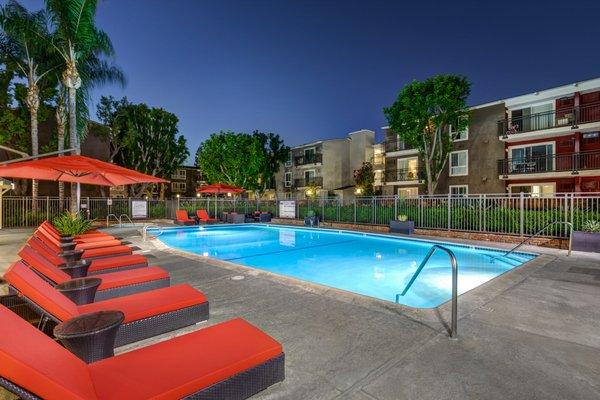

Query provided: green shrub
[52,212,94,236]
[582,220,600,233]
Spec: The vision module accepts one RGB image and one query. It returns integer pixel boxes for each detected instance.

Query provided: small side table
[55,278,102,305]
[60,259,91,278]
[59,249,84,263]
[54,310,124,363]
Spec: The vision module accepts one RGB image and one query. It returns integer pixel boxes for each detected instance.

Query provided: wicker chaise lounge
[175,209,196,225]
[27,236,148,274]
[0,304,284,400]
[18,246,170,301]
[4,262,209,347]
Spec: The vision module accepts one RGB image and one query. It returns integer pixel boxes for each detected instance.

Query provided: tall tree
[113,103,189,197]
[0,0,55,201]
[354,162,375,196]
[96,95,129,162]
[196,131,289,194]
[384,75,470,194]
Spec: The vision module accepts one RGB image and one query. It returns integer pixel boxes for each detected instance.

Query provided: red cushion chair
[27,236,147,274]
[175,209,196,226]
[196,209,218,223]
[0,304,284,400]
[4,262,208,346]
[18,245,170,301]
[34,229,132,260]
[37,226,123,250]
[41,221,118,243]
[42,220,114,239]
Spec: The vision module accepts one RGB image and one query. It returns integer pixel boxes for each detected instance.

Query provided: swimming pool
[154,224,536,308]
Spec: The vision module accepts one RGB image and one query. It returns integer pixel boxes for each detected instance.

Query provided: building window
[449,116,468,141]
[509,183,555,197]
[171,169,186,180]
[284,172,292,187]
[285,152,292,167]
[398,187,418,198]
[304,147,316,163]
[171,182,186,193]
[449,185,468,196]
[397,157,418,180]
[304,169,315,184]
[583,132,600,145]
[508,142,554,173]
[449,150,468,176]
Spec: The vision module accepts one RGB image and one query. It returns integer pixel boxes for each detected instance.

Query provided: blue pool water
[155,224,535,308]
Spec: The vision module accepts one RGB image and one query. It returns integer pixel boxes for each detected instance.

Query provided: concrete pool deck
[1,226,600,399]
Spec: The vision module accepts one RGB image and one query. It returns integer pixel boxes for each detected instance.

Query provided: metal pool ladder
[499,221,573,260]
[396,244,459,339]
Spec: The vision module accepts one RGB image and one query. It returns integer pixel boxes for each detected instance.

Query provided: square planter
[572,231,600,253]
[390,220,414,235]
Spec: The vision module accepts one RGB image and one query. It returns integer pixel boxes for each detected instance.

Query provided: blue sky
[14,0,600,161]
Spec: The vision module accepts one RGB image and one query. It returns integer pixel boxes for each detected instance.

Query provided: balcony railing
[384,168,423,183]
[384,140,413,153]
[294,176,323,187]
[497,151,600,176]
[497,102,600,137]
[294,153,322,166]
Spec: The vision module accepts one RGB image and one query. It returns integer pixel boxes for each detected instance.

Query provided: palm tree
[0,0,55,203]
[44,0,125,211]
[55,83,66,205]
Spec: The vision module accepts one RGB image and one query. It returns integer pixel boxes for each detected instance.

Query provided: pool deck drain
[1,226,600,399]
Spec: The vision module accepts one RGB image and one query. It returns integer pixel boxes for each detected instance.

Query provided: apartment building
[165,166,205,197]
[275,129,376,198]
[496,78,600,194]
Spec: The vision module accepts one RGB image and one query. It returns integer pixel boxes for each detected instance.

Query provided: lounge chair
[37,225,124,250]
[41,220,119,243]
[4,261,209,346]
[0,304,284,400]
[34,229,133,260]
[18,246,170,301]
[27,236,148,274]
[196,209,218,223]
[175,209,196,225]
[228,212,246,224]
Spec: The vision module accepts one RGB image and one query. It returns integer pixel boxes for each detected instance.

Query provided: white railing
[2,193,600,238]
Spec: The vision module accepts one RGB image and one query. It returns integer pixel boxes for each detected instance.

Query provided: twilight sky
[15,0,600,162]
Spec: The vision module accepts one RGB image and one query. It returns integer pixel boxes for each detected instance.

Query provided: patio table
[54,310,124,363]
[55,277,102,305]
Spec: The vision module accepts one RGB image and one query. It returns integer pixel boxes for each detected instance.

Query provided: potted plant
[572,220,600,253]
[304,210,320,227]
[390,214,414,235]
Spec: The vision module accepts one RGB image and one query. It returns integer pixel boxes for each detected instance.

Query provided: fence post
[322,197,325,222]
[394,195,398,220]
[354,198,357,224]
[447,193,451,231]
[570,193,574,232]
[519,192,525,237]
[46,196,50,221]
[372,197,376,224]
[337,198,340,221]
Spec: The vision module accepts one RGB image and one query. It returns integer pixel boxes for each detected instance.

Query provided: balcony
[497,102,600,139]
[294,176,323,187]
[383,168,423,183]
[384,140,414,153]
[294,153,322,166]
[497,151,600,177]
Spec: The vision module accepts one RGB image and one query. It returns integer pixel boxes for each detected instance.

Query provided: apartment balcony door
[511,103,553,132]
[509,143,553,173]
[397,158,418,180]
[304,170,316,185]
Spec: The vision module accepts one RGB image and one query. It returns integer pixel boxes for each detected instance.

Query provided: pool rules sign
[279,200,296,218]
[131,200,148,219]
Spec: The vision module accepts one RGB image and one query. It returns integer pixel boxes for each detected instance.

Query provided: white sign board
[106,198,113,206]
[131,200,148,219]
[279,200,296,219]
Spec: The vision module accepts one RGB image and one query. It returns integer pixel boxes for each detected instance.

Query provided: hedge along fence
[2,194,600,238]
[291,194,600,238]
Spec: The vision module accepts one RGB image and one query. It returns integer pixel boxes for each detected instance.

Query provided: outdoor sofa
[4,261,209,347]
[18,245,170,301]
[0,304,284,400]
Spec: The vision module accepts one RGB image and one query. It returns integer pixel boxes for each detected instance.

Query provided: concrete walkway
[1,227,599,399]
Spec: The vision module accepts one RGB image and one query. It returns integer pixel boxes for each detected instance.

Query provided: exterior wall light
[196,193,201,197]
[176,194,180,198]
[227,192,232,197]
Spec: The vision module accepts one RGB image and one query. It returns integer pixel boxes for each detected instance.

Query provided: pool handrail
[106,213,119,227]
[500,221,573,259]
[396,244,458,339]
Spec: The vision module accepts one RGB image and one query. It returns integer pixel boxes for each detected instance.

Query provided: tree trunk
[63,59,82,213]
[27,83,40,210]
[424,161,434,195]
[56,97,66,209]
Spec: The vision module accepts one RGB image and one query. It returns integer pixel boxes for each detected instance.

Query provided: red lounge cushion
[89,254,148,272]
[74,239,123,250]
[3,261,78,321]
[74,235,117,244]
[0,305,98,400]
[96,266,169,291]
[176,210,194,222]
[89,318,283,400]
[83,245,132,259]
[18,245,71,283]
[27,236,66,266]
[79,284,206,323]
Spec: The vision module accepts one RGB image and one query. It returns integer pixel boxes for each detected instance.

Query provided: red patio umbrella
[0,155,168,211]
[197,183,244,217]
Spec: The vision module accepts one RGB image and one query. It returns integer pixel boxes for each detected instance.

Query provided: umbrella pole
[76,183,81,213]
